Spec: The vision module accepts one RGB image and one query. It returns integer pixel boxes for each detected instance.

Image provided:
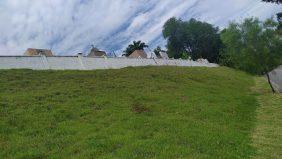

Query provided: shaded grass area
[0,67,257,159]
[252,78,282,159]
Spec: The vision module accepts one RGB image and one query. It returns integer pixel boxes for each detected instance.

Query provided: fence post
[41,55,50,70]
[77,53,86,70]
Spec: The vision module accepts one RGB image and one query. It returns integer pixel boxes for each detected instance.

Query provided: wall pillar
[77,53,86,70]
[41,55,50,69]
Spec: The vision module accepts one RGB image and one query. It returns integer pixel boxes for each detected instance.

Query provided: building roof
[129,50,147,58]
[24,48,53,56]
[88,47,107,57]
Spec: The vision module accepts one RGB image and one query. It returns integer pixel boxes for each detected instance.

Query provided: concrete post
[77,53,86,70]
[41,55,50,69]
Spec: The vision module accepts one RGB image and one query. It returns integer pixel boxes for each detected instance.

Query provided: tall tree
[153,46,162,58]
[220,18,282,92]
[262,0,281,3]
[262,0,282,29]
[124,41,148,57]
[163,18,186,59]
[163,18,222,63]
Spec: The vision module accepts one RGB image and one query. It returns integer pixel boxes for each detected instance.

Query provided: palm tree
[153,46,162,58]
[124,41,148,57]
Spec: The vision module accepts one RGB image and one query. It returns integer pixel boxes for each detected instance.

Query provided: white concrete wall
[47,57,84,70]
[0,56,46,70]
[269,65,282,93]
[0,55,218,70]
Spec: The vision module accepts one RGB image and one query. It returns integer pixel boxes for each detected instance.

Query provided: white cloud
[0,0,281,55]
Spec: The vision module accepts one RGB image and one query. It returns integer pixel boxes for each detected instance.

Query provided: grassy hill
[0,67,280,159]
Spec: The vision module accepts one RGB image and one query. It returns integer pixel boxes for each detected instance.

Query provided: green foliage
[261,0,282,30]
[163,18,185,59]
[220,18,282,75]
[163,17,222,63]
[277,12,282,30]
[181,52,189,59]
[153,46,162,58]
[124,41,148,57]
[0,67,258,158]
[262,0,282,4]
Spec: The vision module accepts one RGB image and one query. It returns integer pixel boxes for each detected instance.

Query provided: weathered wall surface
[269,65,282,93]
[0,56,46,70]
[0,55,218,70]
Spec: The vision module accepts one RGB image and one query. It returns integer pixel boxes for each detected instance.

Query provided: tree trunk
[266,72,276,93]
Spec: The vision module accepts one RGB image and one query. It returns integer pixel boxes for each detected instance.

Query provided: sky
[0,0,281,56]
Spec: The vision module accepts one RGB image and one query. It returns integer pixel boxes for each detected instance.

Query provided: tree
[163,17,222,63]
[220,18,282,93]
[262,0,282,29]
[124,41,148,57]
[153,46,162,58]
[262,0,282,4]
[181,52,189,60]
[163,18,186,59]
[276,16,281,30]
[278,12,282,30]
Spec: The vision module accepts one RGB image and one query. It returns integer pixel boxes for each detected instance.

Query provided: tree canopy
[262,0,282,29]
[262,0,282,4]
[220,18,282,92]
[163,18,222,63]
[220,18,282,74]
[124,41,148,57]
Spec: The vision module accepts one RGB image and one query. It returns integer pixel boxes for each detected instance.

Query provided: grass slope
[252,78,282,159]
[0,67,258,159]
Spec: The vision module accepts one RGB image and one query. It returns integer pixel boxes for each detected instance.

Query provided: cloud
[0,0,281,55]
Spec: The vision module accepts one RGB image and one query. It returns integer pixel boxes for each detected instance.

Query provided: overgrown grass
[0,67,258,158]
[252,78,282,159]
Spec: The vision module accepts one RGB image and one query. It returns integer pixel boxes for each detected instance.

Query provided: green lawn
[0,67,262,158]
[252,78,282,159]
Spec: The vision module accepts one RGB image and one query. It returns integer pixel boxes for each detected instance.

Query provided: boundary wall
[0,55,218,70]
[5,56,281,92]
